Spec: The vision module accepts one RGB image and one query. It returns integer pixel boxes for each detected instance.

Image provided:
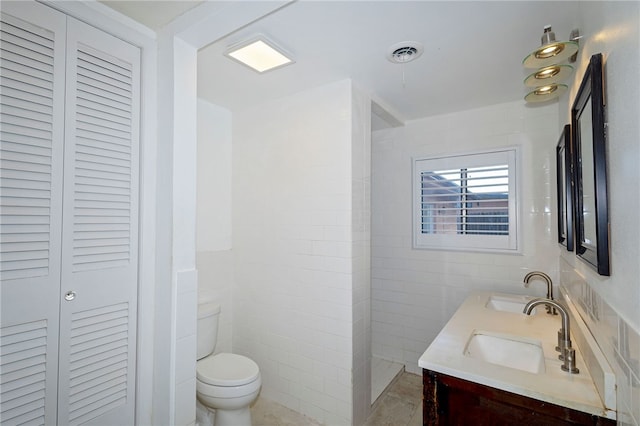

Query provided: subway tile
[313,359,339,381]
[175,334,196,384]
[298,401,327,425]
[631,371,640,426]
[615,351,634,426]
[174,378,196,426]
[177,269,198,294]
[268,374,292,395]
[337,367,352,387]
[380,343,404,361]
[313,240,351,257]
[323,256,353,273]
[301,371,324,392]
[176,289,197,339]
[279,363,302,383]
[323,347,352,369]
[323,225,351,242]
[333,398,353,422]
[324,378,351,401]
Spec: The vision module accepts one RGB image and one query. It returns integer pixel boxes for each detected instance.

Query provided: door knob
[64,290,76,301]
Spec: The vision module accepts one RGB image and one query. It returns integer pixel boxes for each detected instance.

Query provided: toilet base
[215,406,252,426]
[196,400,215,426]
[196,399,252,426]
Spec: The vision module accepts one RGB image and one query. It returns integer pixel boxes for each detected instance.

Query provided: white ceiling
[100,1,203,31]
[101,1,581,122]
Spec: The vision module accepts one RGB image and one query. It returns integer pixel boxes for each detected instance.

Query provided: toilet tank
[197,303,221,360]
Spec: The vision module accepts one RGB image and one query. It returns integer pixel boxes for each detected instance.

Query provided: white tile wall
[196,251,234,353]
[196,98,234,353]
[562,260,640,426]
[175,377,197,426]
[371,100,562,375]
[351,85,372,425]
[232,79,362,425]
[196,99,232,252]
[174,269,198,425]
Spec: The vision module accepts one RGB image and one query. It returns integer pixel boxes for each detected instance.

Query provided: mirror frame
[571,53,610,275]
[556,124,573,251]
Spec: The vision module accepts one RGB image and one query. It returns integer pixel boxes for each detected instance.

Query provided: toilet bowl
[196,304,261,426]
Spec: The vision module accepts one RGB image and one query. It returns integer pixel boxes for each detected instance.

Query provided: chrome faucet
[523,271,557,315]
[523,299,579,374]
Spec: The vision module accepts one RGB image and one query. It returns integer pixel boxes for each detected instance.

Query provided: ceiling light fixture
[225,36,294,73]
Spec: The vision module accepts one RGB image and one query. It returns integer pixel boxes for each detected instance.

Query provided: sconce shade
[523,26,579,68]
[524,83,568,103]
[524,64,573,87]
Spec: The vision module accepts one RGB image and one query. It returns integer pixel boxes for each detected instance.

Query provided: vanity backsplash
[560,258,640,426]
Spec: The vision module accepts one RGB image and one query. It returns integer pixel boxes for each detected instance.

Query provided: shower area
[369,101,408,405]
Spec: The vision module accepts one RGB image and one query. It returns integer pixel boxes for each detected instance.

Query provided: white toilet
[196,303,261,426]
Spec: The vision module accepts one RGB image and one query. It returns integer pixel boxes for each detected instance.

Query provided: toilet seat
[197,353,260,387]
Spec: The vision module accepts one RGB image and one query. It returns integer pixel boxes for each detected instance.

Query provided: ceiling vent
[387,41,424,64]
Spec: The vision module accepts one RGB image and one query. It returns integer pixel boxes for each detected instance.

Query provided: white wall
[371,100,561,375]
[559,0,640,331]
[232,79,361,425]
[196,98,234,353]
[558,3,640,425]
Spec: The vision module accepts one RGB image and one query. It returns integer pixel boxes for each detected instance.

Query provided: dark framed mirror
[556,124,573,251]
[571,53,610,275]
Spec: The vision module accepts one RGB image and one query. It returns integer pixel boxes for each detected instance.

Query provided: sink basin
[485,295,538,314]
[464,331,545,374]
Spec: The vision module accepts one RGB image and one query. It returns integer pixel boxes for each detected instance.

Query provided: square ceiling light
[225,36,294,73]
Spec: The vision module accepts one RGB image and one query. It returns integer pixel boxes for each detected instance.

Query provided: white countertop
[418,291,612,419]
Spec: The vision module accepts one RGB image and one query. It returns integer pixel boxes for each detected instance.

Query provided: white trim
[167,1,292,48]
[413,146,522,254]
[136,35,158,426]
[40,0,156,41]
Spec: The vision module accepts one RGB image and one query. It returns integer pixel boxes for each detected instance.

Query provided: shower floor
[371,356,404,404]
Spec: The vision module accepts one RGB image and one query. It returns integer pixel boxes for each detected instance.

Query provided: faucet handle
[558,332,573,361]
[555,329,563,353]
[561,347,580,374]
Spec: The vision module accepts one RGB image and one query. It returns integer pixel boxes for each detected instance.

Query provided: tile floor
[364,372,422,426]
[250,372,422,426]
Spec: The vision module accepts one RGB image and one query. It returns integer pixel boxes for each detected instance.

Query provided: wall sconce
[523,26,579,68]
[523,26,579,103]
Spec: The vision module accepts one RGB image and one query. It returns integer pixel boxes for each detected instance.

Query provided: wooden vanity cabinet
[423,369,615,426]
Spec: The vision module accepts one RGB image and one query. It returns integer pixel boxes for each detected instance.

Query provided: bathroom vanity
[418,291,616,425]
[422,370,614,425]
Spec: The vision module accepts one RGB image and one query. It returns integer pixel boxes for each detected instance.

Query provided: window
[413,148,520,253]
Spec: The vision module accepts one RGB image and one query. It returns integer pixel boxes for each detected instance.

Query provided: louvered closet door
[56,18,140,426]
[0,3,66,425]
